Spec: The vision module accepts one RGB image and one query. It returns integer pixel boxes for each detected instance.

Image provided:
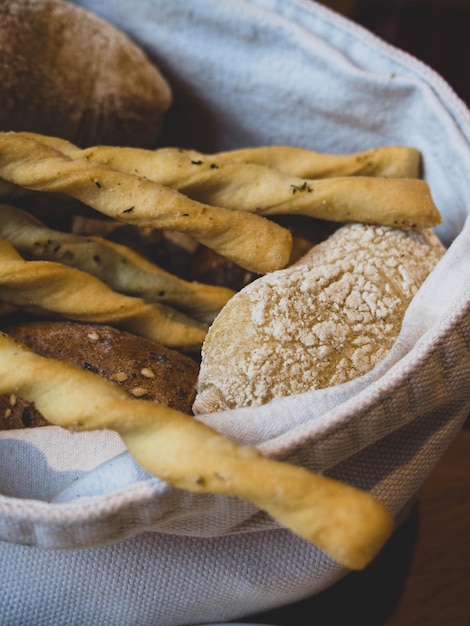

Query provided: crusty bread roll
[193,224,445,413]
[0,320,199,428]
[0,0,172,147]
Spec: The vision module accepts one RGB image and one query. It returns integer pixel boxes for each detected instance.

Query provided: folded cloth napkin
[1,1,469,624]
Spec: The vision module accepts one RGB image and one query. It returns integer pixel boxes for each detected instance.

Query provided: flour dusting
[193,224,445,413]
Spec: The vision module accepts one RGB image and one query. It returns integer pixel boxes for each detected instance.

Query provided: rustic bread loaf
[0,0,172,147]
[193,224,446,413]
[0,320,199,429]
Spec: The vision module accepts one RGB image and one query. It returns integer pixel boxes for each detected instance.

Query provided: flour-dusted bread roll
[0,320,199,429]
[0,0,172,147]
[193,224,446,413]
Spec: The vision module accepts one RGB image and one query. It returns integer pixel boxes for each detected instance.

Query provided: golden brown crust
[0,320,200,427]
[0,0,172,147]
[0,203,235,323]
[0,133,293,274]
[0,234,207,351]
[16,133,439,228]
[209,144,422,178]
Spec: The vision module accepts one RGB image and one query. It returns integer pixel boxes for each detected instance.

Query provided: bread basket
[1,0,469,624]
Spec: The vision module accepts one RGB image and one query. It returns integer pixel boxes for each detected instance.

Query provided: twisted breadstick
[0,331,393,569]
[16,132,440,228]
[206,144,421,178]
[0,133,292,274]
[16,131,421,178]
[0,204,235,323]
[82,148,440,227]
[0,236,206,350]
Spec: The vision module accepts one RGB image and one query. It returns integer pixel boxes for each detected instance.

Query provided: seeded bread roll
[0,0,172,147]
[193,224,446,413]
[0,320,199,429]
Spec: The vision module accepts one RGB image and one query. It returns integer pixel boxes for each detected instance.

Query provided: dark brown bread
[0,0,172,147]
[0,394,49,429]
[0,320,199,429]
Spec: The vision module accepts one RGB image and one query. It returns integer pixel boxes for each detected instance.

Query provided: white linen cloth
[1,0,469,624]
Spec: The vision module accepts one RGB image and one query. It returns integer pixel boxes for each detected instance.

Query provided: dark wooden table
[241,422,470,625]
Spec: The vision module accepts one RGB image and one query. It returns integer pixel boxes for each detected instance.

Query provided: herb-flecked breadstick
[0,132,292,274]
[0,236,207,351]
[17,133,439,228]
[81,147,440,227]
[16,132,421,178]
[0,330,394,570]
[0,204,235,323]
[206,144,421,178]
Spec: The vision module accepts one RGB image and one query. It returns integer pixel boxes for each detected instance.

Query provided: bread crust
[0,132,293,274]
[16,134,439,228]
[0,0,172,147]
[194,224,446,413]
[0,320,200,428]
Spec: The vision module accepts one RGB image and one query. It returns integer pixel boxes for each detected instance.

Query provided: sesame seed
[140,368,155,378]
[4,408,12,419]
[87,332,100,341]
[111,372,128,382]
[9,394,17,406]
[131,387,148,398]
